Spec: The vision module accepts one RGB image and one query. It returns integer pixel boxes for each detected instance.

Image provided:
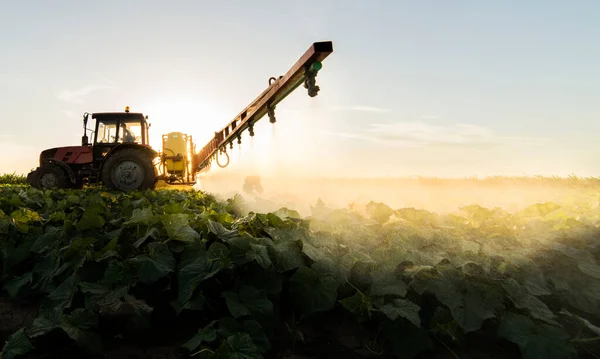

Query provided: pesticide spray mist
[193,104,595,218]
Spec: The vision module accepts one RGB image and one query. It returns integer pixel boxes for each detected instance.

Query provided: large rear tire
[101,148,156,192]
[35,163,68,190]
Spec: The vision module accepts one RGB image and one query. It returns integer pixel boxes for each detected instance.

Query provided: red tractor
[27,108,158,191]
[26,41,334,192]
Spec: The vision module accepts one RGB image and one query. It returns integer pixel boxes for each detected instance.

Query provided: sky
[0,0,599,178]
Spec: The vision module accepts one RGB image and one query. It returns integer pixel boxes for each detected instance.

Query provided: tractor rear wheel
[101,148,156,192]
[36,163,68,190]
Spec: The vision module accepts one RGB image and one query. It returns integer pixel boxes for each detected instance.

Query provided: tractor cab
[83,108,150,147]
[82,108,151,163]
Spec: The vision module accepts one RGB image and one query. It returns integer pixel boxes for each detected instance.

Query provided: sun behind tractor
[27,41,334,192]
[28,107,158,191]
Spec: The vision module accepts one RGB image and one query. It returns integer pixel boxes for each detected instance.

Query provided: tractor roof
[92,112,146,122]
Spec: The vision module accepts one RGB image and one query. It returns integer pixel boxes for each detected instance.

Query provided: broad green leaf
[32,253,61,293]
[43,274,78,311]
[241,320,271,353]
[238,285,273,323]
[273,207,301,219]
[31,226,62,253]
[10,208,41,233]
[178,250,224,306]
[369,268,407,297]
[246,243,272,269]
[289,266,339,315]
[129,242,175,284]
[301,241,327,262]
[93,237,119,262]
[1,328,33,359]
[502,278,557,325]
[523,269,551,296]
[124,207,154,226]
[497,313,577,359]
[365,201,394,223]
[0,209,10,234]
[269,240,305,273]
[181,321,218,352]
[162,213,200,242]
[28,308,62,337]
[3,271,33,298]
[379,299,421,328]
[340,291,374,320]
[578,261,600,280]
[133,226,160,248]
[59,308,102,353]
[207,219,241,242]
[411,264,503,332]
[77,210,105,231]
[223,291,251,318]
[226,333,263,359]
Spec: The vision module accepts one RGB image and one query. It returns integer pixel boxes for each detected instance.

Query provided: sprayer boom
[193,41,334,172]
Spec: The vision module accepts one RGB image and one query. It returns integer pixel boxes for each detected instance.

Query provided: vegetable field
[1,181,599,359]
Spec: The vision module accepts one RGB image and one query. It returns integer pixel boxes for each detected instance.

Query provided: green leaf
[129,242,175,284]
[223,285,273,323]
[3,272,33,298]
[226,333,263,359]
[269,240,305,273]
[31,226,62,253]
[93,237,119,262]
[301,241,327,262]
[133,226,160,249]
[502,278,557,325]
[59,309,102,353]
[162,213,200,242]
[181,321,218,352]
[223,291,251,319]
[369,268,407,297]
[32,253,61,293]
[43,274,78,311]
[246,243,272,269]
[0,209,10,234]
[124,207,154,226]
[1,328,33,359]
[497,313,578,359]
[77,210,105,231]
[241,320,271,353]
[365,201,394,223]
[28,308,62,337]
[340,291,374,320]
[238,285,273,323]
[379,299,421,328]
[523,268,551,296]
[411,264,503,332]
[207,219,241,242]
[178,249,224,306]
[10,208,41,233]
[289,266,339,315]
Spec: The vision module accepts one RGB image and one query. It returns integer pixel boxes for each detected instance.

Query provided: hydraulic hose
[216,150,230,168]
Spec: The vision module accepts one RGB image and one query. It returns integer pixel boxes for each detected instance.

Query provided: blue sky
[1,0,599,177]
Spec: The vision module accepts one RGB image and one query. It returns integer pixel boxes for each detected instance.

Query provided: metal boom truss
[193,41,334,172]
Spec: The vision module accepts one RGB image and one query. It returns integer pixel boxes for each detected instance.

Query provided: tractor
[28,109,157,191]
[26,41,334,192]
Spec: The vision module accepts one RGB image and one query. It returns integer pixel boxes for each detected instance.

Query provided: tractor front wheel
[35,163,68,190]
[101,148,156,192]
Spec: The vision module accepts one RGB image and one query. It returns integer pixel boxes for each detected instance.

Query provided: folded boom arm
[193,41,334,172]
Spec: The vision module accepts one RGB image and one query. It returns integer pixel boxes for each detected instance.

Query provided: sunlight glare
[139,94,232,151]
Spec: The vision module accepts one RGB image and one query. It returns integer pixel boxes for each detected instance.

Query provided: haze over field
[1,1,599,181]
